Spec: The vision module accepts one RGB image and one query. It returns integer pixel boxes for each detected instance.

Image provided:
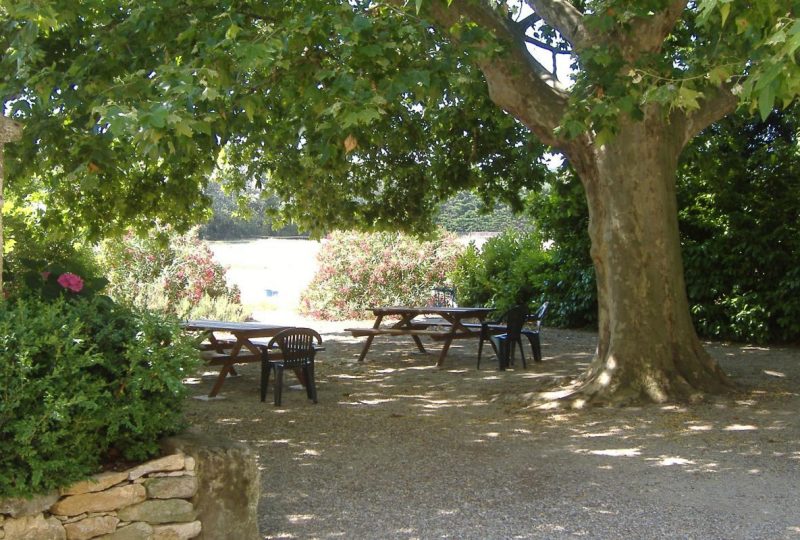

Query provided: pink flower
[41,271,51,280]
[57,273,84,293]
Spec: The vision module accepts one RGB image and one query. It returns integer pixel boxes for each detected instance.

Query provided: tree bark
[560,112,734,405]
[0,116,24,295]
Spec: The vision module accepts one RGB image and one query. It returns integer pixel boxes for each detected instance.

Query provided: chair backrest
[503,305,528,339]
[527,302,549,331]
[267,328,323,367]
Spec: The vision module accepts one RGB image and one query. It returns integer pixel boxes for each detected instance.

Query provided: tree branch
[523,35,570,55]
[523,0,591,50]
[419,0,570,147]
[515,12,541,30]
[677,84,738,146]
[615,0,689,63]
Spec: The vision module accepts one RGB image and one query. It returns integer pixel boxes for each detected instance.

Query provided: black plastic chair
[431,286,457,307]
[477,305,528,370]
[260,328,322,406]
[522,302,548,363]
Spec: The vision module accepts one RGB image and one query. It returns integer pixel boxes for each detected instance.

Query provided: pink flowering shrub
[299,230,464,320]
[98,226,246,320]
[56,272,84,293]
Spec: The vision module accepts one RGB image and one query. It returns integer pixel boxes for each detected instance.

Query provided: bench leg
[411,335,428,354]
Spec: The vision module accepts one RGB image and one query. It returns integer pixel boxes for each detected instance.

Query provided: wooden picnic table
[346,306,494,367]
[182,319,293,398]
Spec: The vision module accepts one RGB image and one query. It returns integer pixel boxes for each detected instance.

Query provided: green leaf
[720,3,731,26]
[594,128,614,147]
[174,120,193,137]
[676,87,702,111]
[758,84,775,120]
[225,24,241,40]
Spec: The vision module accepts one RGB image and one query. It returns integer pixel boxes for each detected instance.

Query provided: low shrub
[98,226,247,321]
[450,229,551,314]
[299,230,464,320]
[0,293,199,498]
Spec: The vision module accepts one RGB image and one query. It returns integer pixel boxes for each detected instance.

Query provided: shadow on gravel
[183,327,800,539]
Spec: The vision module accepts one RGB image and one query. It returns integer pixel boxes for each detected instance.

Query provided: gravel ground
[184,316,800,540]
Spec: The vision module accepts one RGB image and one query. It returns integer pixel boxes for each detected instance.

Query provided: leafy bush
[299,230,464,320]
[450,229,551,314]
[521,173,597,328]
[0,292,199,498]
[98,226,247,321]
[678,105,800,343]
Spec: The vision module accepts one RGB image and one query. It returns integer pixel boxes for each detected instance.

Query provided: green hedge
[450,230,549,311]
[0,296,199,498]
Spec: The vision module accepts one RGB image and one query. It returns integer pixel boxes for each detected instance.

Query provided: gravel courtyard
[185,240,800,539]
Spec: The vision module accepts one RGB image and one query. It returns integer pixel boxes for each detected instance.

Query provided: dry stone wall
[0,453,201,540]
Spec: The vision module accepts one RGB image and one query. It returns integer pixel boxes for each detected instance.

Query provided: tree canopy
[1,1,550,240]
[1,2,796,237]
[2,1,799,404]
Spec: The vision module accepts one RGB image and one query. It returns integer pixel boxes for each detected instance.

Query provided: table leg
[394,314,427,354]
[436,338,453,367]
[207,341,244,397]
[434,314,463,367]
[411,335,427,353]
[357,336,375,362]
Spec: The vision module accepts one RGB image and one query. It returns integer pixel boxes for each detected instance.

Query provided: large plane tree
[1,1,798,404]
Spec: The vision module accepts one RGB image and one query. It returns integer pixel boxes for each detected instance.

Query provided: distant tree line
[434,192,532,233]
[201,184,528,240]
[199,181,301,240]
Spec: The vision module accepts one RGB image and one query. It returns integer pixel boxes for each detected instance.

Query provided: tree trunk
[562,115,733,406]
[0,116,23,296]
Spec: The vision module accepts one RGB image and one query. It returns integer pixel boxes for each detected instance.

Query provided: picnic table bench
[346,306,494,367]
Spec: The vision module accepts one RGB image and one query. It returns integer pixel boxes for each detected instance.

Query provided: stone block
[117,499,195,524]
[63,515,119,540]
[0,492,59,518]
[51,485,146,517]
[162,433,260,540]
[144,477,198,500]
[98,522,152,540]
[61,472,129,496]
[57,513,88,524]
[127,454,185,481]
[152,521,202,540]
[3,513,65,540]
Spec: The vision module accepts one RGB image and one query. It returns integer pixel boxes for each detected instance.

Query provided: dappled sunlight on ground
[181,324,800,539]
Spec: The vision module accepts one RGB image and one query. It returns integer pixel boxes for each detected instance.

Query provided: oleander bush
[0,271,199,498]
[98,226,248,321]
[299,230,464,320]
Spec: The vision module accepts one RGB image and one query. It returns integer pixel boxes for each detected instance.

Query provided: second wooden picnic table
[346,306,494,367]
